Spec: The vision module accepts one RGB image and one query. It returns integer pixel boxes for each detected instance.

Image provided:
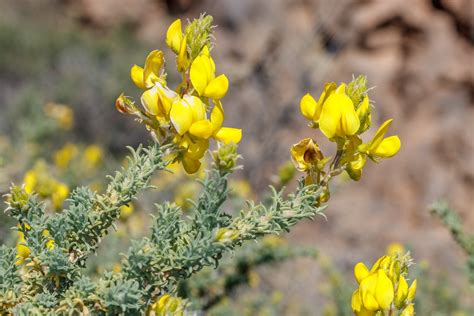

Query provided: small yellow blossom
[359,119,401,161]
[352,252,417,315]
[51,183,69,210]
[319,84,360,139]
[130,50,165,90]
[190,46,229,99]
[119,203,134,221]
[54,143,78,170]
[386,242,405,256]
[83,144,103,169]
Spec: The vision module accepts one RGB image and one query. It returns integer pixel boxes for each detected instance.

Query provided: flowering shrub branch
[0,13,410,315]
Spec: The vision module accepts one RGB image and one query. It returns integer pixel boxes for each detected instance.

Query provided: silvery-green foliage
[1,143,325,314]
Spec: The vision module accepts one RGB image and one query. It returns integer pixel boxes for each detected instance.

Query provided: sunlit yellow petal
[204,74,229,99]
[300,93,317,121]
[214,127,242,144]
[156,83,178,115]
[177,34,188,72]
[210,101,224,132]
[370,255,388,273]
[371,136,401,158]
[362,291,379,311]
[359,272,379,311]
[130,65,146,89]
[407,280,417,302]
[316,82,337,117]
[354,262,370,284]
[170,99,193,135]
[369,119,393,151]
[184,95,206,122]
[144,50,164,88]
[319,93,360,139]
[166,19,183,54]
[374,270,394,310]
[189,120,214,139]
[190,55,209,96]
[141,87,160,116]
[395,275,409,307]
[400,304,414,316]
[352,289,362,312]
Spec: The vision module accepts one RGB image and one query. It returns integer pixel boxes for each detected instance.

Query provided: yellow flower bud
[395,275,409,308]
[166,19,183,54]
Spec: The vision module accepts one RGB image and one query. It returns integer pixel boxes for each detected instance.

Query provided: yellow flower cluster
[351,248,417,316]
[24,161,69,210]
[117,16,241,173]
[147,294,185,316]
[291,76,401,188]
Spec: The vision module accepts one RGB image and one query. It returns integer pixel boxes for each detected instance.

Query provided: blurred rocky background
[0,0,472,314]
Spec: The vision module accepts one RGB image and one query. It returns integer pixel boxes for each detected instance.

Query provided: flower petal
[354,262,370,284]
[374,270,394,310]
[300,93,317,121]
[130,65,146,89]
[395,275,409,307]
[319,92,360,139]
[407,280,417,302]
[351,289,362,312]
[184,138,209,160]
[210,101,224,132]
[170,99,193,135]
[190,55,210,96]
[214,127,242,144]
[166,19,183,54]
[369,119,393,151]
[182,157,201,174]
[371,135,401,158]
[141,87,160,116]
[184,95,206,122]
[189,120,214,139]
[204,74,229,99]
[144,50,164,88]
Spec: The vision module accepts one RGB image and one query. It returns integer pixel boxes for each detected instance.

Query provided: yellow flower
[130,50,165,90]
[319,84,360,139]
[51,183,69,210]
[300,82,336,123]
[209,101,242,144]
[359,119,401,160]
[16,231,31,265]
[23,170,38,194]
[119,203,134,221]
[352,253,416,315]
[290,138,323,172]
[54,143,78,170]
[83,144,103,169]
[386,242,405,256]
[141,82,178,118]
[190,46,229,99]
